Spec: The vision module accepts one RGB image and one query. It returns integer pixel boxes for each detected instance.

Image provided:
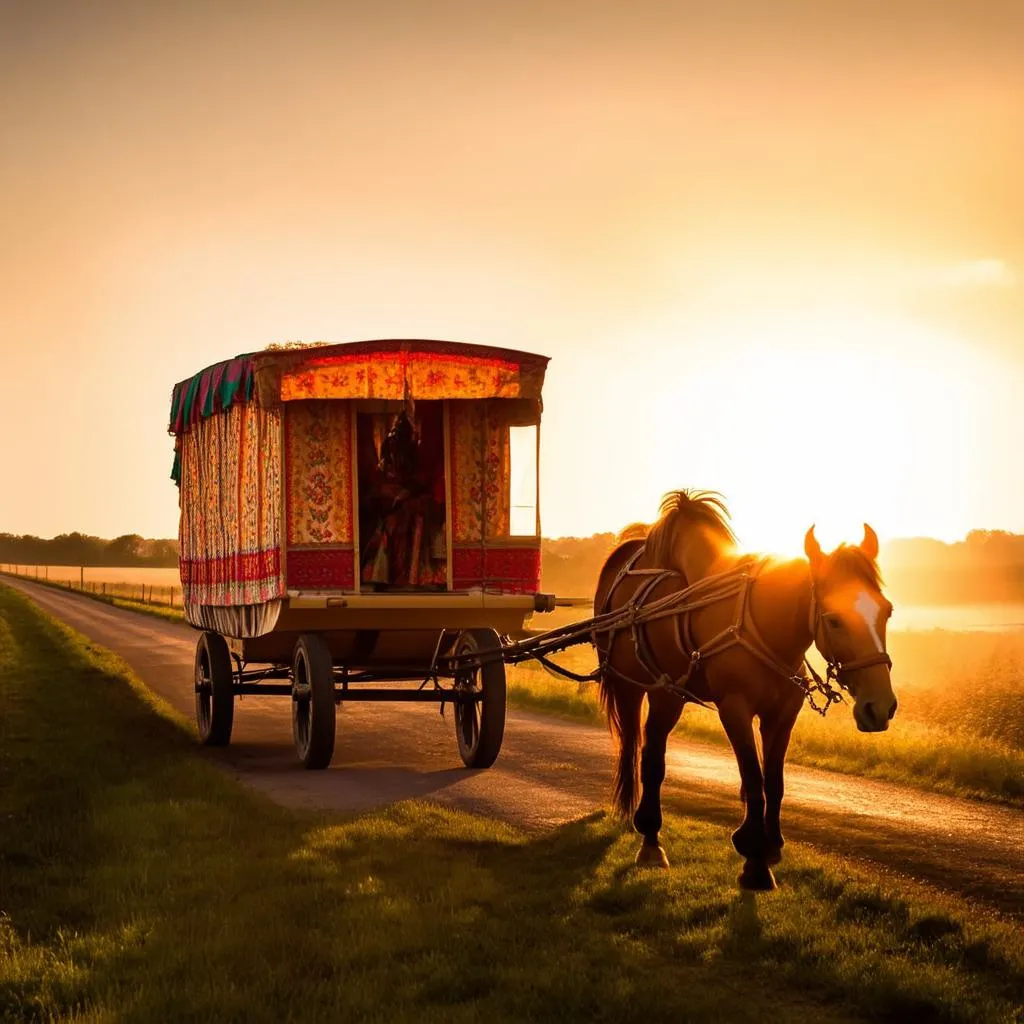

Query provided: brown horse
[594,490,896,890]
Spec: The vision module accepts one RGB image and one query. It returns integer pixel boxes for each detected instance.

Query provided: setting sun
[540,301,1005,556]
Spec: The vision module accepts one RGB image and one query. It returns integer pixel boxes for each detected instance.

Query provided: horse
[594,490,897,890]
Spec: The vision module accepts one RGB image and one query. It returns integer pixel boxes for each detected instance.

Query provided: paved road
[5,576,1022,916]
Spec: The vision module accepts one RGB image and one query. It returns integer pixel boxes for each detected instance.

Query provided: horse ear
[860,523,880,561]
[804,525,823,565]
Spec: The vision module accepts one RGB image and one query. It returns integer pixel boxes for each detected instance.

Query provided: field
[0,564,182,607]
[4,565,1024,630]
[2,585,1023,1023]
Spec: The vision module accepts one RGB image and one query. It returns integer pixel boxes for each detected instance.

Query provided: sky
[2,0,1023,554]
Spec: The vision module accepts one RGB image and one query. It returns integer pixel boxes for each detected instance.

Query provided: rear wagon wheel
[454,628,506,769]
[292,633,336,770]
[195,631,234,746]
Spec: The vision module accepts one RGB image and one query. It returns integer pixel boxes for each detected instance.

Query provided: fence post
[80,567,84,591]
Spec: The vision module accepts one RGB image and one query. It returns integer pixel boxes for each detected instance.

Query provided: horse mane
[616,522,650,543]
[645,490,736,569]
[824,544,884,589]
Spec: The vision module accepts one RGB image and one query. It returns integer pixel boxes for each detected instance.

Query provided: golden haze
[0,1,1022,548]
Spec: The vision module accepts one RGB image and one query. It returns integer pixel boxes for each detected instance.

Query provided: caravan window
[509,425,538,537]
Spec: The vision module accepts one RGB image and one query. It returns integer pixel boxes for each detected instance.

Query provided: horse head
[804,525,897,732]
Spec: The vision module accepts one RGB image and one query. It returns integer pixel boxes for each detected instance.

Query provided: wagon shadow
[205,745,490,809]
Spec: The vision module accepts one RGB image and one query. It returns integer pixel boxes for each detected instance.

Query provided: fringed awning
[169,355,256,436]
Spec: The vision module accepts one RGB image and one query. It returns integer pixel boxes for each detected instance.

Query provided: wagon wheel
[453,628,507,769]
[292,633,336,770]
[194,631,234,746]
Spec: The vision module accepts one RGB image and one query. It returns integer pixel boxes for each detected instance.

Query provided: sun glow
[594,305,990,559]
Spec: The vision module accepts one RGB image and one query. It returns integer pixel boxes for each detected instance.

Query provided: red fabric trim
[256,338,549,372]
[287,548,356,590]
[180,549,282,587]
[302,350,523,374]
[452,546,541,594]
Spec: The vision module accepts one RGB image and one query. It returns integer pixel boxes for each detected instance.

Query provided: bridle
[805,577,893,700]
[585,549,894,718]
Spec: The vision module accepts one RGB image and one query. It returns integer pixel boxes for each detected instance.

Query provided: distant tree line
[3,528,1023,604]
[0,533,178,568]
[543,529,1024,605]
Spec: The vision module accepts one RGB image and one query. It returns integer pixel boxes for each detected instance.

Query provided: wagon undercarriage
[194,625,509,770]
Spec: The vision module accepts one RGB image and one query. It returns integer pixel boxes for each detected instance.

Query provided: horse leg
[718,696,775,891]
[760,694,802,867]
[633,690,685,869]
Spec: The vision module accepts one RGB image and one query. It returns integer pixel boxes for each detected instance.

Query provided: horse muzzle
[853,697,897,733]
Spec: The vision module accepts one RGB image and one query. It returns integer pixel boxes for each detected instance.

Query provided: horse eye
[825,614,844,629]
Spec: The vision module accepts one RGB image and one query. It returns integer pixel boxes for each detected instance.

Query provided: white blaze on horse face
[853,590,884,652]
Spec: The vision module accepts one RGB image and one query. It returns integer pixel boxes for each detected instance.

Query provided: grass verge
[1,584,1023,1023]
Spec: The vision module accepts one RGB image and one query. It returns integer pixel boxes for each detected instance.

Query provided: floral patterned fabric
[279,345,547,403]
[449,401,511,543]
[178,402,284,606]
[285,400,357,590]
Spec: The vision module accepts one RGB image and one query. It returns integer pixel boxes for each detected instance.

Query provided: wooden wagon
[169,339,554,769]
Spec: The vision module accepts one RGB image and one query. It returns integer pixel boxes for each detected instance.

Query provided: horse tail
[593,537,648,819]
[599,674,644,818]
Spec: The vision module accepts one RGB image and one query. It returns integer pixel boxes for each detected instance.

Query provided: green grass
[2,585,1024,1023]
[507,628,1024,808]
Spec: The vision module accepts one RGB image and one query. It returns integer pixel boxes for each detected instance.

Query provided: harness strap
[599,555,821,710]
[573,546,890,718]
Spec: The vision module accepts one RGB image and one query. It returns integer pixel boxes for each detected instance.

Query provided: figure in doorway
[360,406,447,589]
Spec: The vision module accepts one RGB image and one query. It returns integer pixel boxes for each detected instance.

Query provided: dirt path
[5,576,1022,916]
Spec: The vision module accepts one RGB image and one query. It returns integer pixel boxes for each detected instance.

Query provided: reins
[447,547,891,719]
[588,548,889,716]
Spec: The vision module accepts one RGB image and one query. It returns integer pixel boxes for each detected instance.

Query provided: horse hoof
[738,862,777,891]
[635,843,670,869]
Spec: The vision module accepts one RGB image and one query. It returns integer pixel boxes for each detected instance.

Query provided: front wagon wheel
[195,631,234,746]
[453,628,506,769]
[292,633,336,770]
